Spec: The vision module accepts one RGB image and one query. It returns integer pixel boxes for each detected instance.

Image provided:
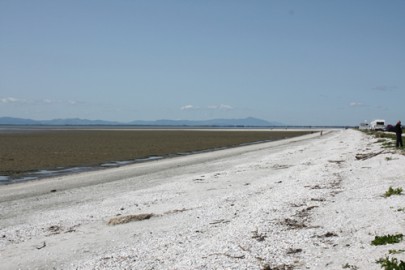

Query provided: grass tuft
[376,257,405,270]
[371,234,404,246]
[389,249,405,255]
[384,187,403,198]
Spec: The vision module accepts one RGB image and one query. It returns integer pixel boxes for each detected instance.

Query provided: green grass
[389,249,405,254]
[384,187,403,198]
[382,141,395,148]
[359,129,404,153]
[376,257,405,270]
[371,234,404,246]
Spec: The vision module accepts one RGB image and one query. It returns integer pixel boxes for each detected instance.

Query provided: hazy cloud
[180,105,199,110]
[349,102,363,107]
[373,85,397,92]
[208,104,233,110]
[1,96,83,106]
[67,100,84,105]
[42,99,53,104]
[0,97,26,104]
[181,104,234,111]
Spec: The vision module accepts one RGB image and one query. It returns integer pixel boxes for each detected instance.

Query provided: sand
[0,129,404,269]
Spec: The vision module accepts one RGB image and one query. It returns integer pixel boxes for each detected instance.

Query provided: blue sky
[1,0,404,126]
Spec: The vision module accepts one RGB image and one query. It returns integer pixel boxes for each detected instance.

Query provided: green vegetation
[371,234,404,246]
[360,130,404,153]
[376,257,405,270]
[389,249,405,255]
[384,187,403,198]
[382,141,395,148]
[373,132,396,140]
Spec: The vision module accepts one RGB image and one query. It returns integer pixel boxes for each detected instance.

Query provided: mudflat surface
[0,129,310,176]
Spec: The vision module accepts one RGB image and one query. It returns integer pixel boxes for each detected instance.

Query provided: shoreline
[1,129,404,269]
[0,130,325,202]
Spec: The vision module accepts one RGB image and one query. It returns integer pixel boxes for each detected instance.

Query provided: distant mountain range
[0,117,283,127]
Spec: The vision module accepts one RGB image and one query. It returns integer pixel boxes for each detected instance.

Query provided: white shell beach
[1,129,404,269]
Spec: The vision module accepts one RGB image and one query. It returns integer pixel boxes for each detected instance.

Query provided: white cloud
[1,97,53,104]
[181,104,234,111]
[208,104,233,110]
[180,104,198,110]
[1,97,84,106]
[1,97,21,104]
[350,102,363,107]
[219,104,233,110]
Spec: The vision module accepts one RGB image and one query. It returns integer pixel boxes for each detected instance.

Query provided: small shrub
[376,257,405,270]
[371,234,404,246]
[384,187,403,198]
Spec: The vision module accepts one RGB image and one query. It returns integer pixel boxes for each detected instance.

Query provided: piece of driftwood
[36,241,46,250]
[107,213,154,225]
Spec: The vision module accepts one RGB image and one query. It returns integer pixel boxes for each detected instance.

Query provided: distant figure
[395,121,403,148]
[320,131,323,136]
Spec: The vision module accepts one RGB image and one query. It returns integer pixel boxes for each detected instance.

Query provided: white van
[369,119,385,131]
[359,122,369,130]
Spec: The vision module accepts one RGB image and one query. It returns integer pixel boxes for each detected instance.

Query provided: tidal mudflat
[0,128,310,181]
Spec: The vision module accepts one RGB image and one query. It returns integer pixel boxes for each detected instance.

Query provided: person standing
[395,121,403,148]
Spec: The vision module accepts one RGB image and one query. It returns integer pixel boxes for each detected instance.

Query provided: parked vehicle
[385,124,395,132]
[369,119,385,131]
[359,122,369,130]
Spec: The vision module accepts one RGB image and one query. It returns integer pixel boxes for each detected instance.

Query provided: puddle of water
[2,156,166,185]
[0,175,10,183]
[101,156,163,167]
[135,156,163,162]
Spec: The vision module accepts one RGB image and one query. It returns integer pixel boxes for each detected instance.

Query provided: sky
[0,0,404,126]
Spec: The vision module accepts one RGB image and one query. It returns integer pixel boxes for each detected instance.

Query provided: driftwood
[107,213,154,225]
[355,150,384,160]
[209,219,230,225]
[36,241,46,250]
[208,253,245,259]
